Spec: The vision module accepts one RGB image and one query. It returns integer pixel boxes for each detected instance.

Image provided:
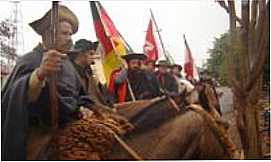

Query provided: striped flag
[183,34,199,80]
[90,1,128,84]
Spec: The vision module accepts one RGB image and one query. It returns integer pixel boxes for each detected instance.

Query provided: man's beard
[128,68,142,83]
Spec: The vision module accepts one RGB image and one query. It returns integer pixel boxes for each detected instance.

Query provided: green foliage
[205,32,231,86]
[205,29,269,87]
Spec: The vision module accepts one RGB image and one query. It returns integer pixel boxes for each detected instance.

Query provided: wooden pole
[48,1,59,131]
[150,8,172,63]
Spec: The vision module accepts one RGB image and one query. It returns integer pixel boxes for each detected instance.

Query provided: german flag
[90,1,128,84]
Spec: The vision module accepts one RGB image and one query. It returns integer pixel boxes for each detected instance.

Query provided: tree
[217,0,269,159]
[205,32,231,85]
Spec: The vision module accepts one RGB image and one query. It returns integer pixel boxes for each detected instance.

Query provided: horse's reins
[164,87,198,112]
[100,124,144,161]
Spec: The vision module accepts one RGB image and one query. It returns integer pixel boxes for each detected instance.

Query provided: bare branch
[246,14,268,92]
[246,40,267,92]
[216,0,243,26]
[248,1,258,69]
[228,0,243,27]
[250,0,258,29]
[239,0,250,87]
[224,38,243,94]
[217,0,229,13]
[235,16,243,26]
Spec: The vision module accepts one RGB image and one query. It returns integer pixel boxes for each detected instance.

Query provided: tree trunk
[235,97,261,159]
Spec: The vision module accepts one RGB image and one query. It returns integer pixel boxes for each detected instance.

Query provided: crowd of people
[1,5,220,160]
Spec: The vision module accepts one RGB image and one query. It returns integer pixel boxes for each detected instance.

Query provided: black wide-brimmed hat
[68,39,99,54]
[121,53,147,62]
[155,60,171,67]
[171,64,183,71]
[29,5,79,35]
[68,39,99,61]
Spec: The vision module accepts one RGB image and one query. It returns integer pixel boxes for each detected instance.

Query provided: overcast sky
[0,0,241,67]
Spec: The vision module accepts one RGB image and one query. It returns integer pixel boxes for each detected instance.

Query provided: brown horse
[35,84,242,160]
[107,94,241,160]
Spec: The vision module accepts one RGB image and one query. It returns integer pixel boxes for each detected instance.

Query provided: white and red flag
[143,18,159,61]
[183,34,199,80]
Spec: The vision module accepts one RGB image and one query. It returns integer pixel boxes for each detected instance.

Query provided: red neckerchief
[108,69,128,103]
[157,72,165,87]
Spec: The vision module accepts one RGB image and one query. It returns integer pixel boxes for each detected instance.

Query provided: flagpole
[149,8,171,63]
[118,32,133,52]
[183,34,199,80]
[95,2,136,101]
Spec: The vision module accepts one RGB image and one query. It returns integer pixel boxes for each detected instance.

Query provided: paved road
[217,87,234,114]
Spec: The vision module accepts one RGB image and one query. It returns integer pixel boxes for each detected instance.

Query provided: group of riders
[1,5,223,160]
[71,38,219,105]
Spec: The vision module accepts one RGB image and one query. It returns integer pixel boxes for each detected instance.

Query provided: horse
[44,83,242,160]
[107,89,241,160]
[28,79,244,160]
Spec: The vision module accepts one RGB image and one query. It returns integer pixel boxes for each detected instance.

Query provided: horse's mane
[125,97,187,137]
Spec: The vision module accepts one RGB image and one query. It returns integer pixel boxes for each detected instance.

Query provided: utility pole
[9,1,24,64]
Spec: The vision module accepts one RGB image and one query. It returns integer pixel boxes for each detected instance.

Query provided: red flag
[90,1,128,83]
[143,18,158,61]
[183,35,199,80]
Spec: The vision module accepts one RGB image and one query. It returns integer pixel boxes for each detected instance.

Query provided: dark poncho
[1,44,94,160]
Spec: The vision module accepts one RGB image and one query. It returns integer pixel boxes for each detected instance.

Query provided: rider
[2,6,94,160]
[68,39,113,106]
[155,60,179,96]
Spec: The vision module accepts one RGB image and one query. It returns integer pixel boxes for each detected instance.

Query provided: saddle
[46,107,134,160]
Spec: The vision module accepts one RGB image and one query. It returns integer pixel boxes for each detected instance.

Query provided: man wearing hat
[170,64,195,94]
[198,69,223,115]
[68,39,99,90]
[108,53,160,103]
[2,5,95,160]
[155,60,179,96]
[145,59,156,73]
[69,39,113,106]
[143,60,162,97]
[171,64,183,80]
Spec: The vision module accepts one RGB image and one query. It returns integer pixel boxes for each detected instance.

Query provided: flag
[90,1,128,84]
[143,18,158,61]
[183,35,199,80]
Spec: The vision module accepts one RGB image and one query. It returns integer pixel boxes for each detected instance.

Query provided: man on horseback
[108,53,161,103]
[68,39,99,91]
[170,63,194,94]
[143,60,162,98]
[145,60,156,73]
[2,5,95,160]
[198,69,223,115]
[155,60,179,96]
[68,39,113,106]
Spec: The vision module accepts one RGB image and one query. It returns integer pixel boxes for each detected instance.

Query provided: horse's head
[181,82,222,115]
[172,81,199,107]
[173,81,221,114]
